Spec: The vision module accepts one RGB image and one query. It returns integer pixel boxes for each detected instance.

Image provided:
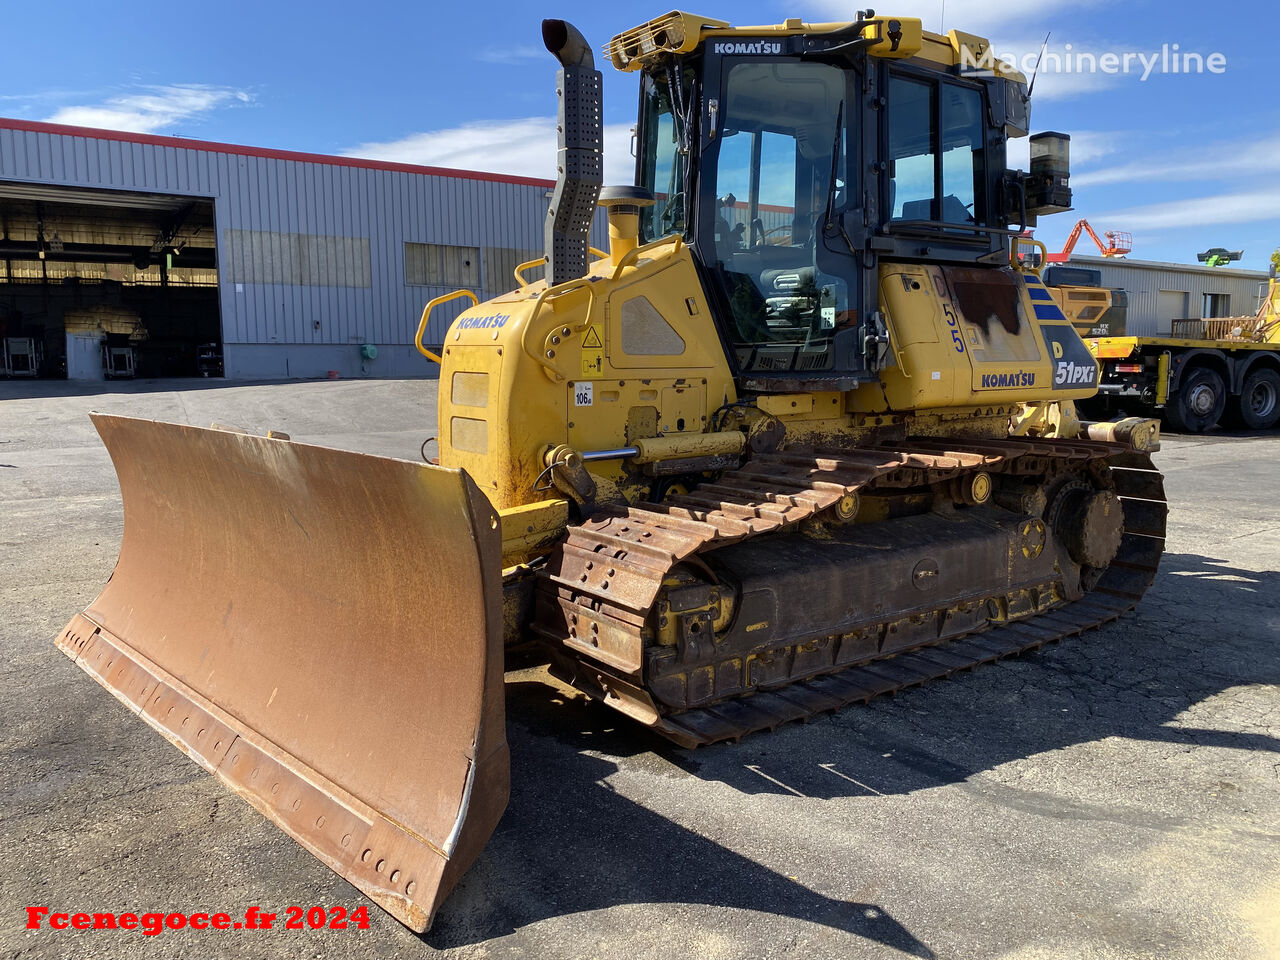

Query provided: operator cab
[629,12,1059,388]
[641,58,859,380]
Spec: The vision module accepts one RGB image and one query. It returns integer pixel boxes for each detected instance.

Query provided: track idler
[1056,487,1124,568]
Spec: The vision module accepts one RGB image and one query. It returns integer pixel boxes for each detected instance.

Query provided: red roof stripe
[0,117,556,189]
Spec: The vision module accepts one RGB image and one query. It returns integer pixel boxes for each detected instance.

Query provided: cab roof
[606,10,1025,83]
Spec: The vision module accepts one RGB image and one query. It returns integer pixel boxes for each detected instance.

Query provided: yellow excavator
[57,11,1167,933]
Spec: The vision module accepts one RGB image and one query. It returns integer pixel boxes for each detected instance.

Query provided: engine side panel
[437,241,737,510]
[869,264,1101,412]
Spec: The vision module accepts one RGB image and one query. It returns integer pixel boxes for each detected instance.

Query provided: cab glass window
[706,60,852,374]
[940,84,985,224]
[888,76,935,219]
[638,73,687,241]
[890,75,987,225]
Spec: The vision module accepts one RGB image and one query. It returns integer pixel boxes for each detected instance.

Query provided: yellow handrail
[1011,236,1048,273]
[519,277,600,379]
[513,248,609,288]
[515,235,684,378]
[512,257,544,288]
[414,289,478,363]
[610,234,682,281]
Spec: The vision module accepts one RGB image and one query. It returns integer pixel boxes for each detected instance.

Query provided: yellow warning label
[581,351,604,377]
[580,324,604,377]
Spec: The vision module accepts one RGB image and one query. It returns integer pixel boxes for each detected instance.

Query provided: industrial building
[1060,255,1271,337]
[0,117,606,380]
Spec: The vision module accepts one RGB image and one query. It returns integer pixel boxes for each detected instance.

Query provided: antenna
[939,0,945,33]
[1027,32,1050,98]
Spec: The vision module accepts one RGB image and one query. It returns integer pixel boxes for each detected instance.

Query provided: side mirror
[1004,80,1030,138]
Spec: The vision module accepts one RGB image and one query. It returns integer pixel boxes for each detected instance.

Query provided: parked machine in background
[61,308,146,384]
[1073,276,1280,431]
[1043,265,1127,338]
[56,11,1168,933]
[196,342,224,377]
[1198,247,1244,268]
[1044,218,1133,263]
[101,341,137,378]
[63,306,147,381]
[1,337,42,377]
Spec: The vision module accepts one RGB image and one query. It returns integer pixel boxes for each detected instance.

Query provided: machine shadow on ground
[430,678,937,956]
[1146,423,1280,440]
[428,553,1278,950]
[430,701,938,956]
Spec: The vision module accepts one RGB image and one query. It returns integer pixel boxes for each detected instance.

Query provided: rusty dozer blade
[55,413,508,933]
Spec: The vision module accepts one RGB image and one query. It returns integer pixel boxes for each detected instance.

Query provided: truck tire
[1165,367,1225,432]
[1233,367,1280,430]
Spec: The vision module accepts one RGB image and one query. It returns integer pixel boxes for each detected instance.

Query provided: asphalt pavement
[2,378,1277,960]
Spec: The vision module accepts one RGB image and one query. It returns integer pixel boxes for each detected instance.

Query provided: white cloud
[978,37,1175,102]
[43,84,251,134]
[1089,190,1280,232]
[803,0,1103,39]
[1024,75,1114,101]
[342,117,637,184]
[1074,133,1280,188]
[1016,60,1126,102]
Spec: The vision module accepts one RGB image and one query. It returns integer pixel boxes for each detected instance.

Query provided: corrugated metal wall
[0,124,608,378]
[1068,255,1270,337]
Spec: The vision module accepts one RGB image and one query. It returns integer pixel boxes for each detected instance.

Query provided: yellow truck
[1050,273,1280,432]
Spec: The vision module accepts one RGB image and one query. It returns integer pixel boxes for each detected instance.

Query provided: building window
[405,242,480,287]
[482,246,542,293]
[1157,290,1189,322]
[1202,292,1230,318]
[224,230,371,288]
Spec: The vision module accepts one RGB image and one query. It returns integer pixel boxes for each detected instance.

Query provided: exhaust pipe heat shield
[55,414,508,932]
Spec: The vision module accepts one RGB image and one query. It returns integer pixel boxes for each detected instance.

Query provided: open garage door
[0,182,221,379]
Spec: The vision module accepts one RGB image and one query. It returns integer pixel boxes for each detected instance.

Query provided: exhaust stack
[542,19,603,286]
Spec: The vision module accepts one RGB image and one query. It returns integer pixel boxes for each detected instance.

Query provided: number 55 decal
[942,304,965,353]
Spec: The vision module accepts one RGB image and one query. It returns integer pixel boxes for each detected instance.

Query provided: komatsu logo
[980,371,1036,388]
[456,313,509,330]
[713,40,783,54]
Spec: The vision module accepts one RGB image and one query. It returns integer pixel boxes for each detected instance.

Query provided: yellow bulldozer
[57,11,1167,933]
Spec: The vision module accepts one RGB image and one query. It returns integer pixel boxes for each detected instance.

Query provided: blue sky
[1,0,1274,271]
